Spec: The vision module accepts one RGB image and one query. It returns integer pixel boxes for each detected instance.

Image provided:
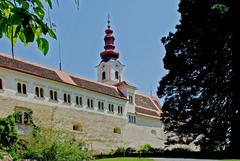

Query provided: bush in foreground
[18,130,93,161]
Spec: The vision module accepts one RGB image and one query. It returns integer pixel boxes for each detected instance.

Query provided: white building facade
[0,23,164,153]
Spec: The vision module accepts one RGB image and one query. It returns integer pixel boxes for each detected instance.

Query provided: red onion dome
[100,24,119,61]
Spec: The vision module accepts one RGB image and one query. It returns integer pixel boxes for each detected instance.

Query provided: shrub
[0,113,18,150]
[137,144,154,153]
[18,130,93,161]
[171,147,192,152]
[110,147,127,156]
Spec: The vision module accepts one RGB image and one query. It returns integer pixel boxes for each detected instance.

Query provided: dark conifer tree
[157,0,237,152]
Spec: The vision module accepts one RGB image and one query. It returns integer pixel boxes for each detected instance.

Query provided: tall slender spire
[107,13,111,29]
[100,15,119,62]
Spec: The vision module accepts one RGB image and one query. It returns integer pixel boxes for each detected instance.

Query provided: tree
[0,113,18,150]
[157,0,235,152]
[0,0,57,56]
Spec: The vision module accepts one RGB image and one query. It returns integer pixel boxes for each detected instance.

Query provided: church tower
[97,18,124,85]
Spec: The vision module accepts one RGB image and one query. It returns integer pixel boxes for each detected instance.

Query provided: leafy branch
[0,0,57,55]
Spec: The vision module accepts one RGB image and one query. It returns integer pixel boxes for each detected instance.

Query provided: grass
[95,157,154,161]
[223,160,240,161]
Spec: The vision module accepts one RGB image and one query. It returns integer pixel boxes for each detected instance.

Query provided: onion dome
[100,17,119,61]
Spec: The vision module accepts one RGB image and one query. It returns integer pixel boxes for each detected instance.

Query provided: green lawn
[223,160,240,161]
[95,157,154,161]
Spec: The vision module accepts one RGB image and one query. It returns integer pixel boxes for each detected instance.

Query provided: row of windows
[0,79,124,115]
[15,82,124,114]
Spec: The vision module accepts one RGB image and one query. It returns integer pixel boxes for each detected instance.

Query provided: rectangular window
[15,110,32,125]
[108,104,114,113]
[17,82,27,94]
[76,96,79,105]
[35,87,44,98]
[54,91,58,101]
[118,106,123,115]
[0,78,2,89]
[87,98,93,108]
[129,95,133,104]
[63,93,71,104]
[50,90,58,101]
[98,101,104,111]
[50,90,54,100]
[128,115,136,124]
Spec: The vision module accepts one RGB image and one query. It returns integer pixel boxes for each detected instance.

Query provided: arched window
[40,88,44,98]
[91,99,93,108]
[17,83,22,93]
[54,91,58,101]
[68,94,71,103]
[102,72,106,80]
[64,93,67,102]
[115,71,119,79]
[35,87,39,97]
[50,90,53,100]
[98,101,101,110]
[76,96,79,105]
[87,99,90,107]
[101,102,104,110]
[22,84,27,94]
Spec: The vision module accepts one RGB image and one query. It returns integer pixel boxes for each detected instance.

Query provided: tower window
[115,71,119,79]
[129,95,133,104]
[102,72,106,80]
[0,78,2,89]
[17,82,27,94]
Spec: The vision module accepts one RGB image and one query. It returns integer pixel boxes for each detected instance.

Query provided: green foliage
[212,4,229,13]
[171,147,191,152]
[0,0,57,55]
[137,144,153,153]
[18,130,93,161]
[110,147,127,156]
[0,113,18,150]
[157,0,233,151]
[96,158,154,161]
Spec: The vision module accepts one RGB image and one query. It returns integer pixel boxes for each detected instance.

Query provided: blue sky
[0,0,180,103]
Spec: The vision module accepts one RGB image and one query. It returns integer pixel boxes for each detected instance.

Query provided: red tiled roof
[135,106,160,118]
[71,76,126,99]
[0,54,63,82]
[135,94,158,110]
[151,96,162,111]
[135,93,162,118]
[0,53,126,100]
